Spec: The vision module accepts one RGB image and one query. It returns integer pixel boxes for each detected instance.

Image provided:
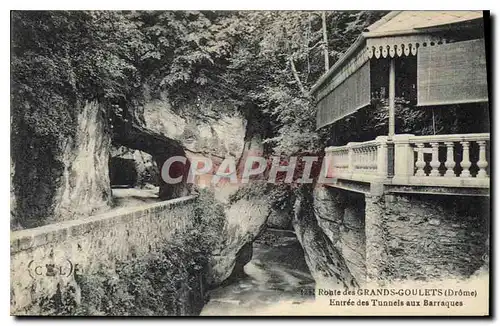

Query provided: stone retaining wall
[382,193,489,281]
[10,196,197,314]
[314,186,489,286]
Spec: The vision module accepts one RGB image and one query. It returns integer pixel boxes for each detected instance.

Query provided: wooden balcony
[324,133,490,190]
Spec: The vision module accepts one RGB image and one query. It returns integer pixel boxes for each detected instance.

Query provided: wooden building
[311,11,490,284]
[312,10,490,194]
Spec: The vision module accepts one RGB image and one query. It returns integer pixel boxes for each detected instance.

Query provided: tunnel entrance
[109,157,138,187]
[109,147,160,189]
[108,146,162,208]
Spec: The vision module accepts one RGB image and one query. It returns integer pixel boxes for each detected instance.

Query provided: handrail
[325,133,490,188]
[325,138,381,152]
[407,133,490,143]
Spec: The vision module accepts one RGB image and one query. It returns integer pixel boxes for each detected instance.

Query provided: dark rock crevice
[292,185,358,289]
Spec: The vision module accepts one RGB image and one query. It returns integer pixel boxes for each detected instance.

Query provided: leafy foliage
[11,11,144,138]
[215,11,388,155]
[11,10,388,151]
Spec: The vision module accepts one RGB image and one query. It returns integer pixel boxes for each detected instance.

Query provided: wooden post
[388,58,396,139]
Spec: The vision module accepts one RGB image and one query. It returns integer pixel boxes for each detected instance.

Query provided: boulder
[207,199,269,287]
[266,208,292,229]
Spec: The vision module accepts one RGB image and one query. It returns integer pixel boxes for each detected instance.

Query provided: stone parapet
[10,196,197,314]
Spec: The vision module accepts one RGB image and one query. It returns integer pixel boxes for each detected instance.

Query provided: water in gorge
[201,228,316,315]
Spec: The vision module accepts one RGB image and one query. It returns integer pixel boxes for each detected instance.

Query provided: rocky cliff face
[12,94,265,290]
[140,98,271,288]
[292,186,358,289]
[116,97,248,196]
[143,98,246,160]
[11,102,112,229]
[207,198,269,287]
[266,209,292,229]
[312,186,366,286]
[53,102,113,222]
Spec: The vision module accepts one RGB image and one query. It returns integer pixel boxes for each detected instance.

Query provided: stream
[201,228,316,316]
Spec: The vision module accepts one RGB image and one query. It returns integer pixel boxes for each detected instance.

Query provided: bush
[72,239,203,316]
[190,188,227,252]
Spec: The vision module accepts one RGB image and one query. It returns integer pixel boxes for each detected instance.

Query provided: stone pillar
[375,136,388,179]
[393,134,415,184]
[365,194,387,284]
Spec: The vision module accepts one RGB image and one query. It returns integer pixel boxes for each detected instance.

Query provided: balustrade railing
[324,136,388,183]
[392,133,490,187]
[325,133,490,188]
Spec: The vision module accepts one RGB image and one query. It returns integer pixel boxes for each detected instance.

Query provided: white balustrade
[326,133,490,188]
[325,136,388,183]
[393,133,490,188]
[414,143,426,177]
[477,141,488,178]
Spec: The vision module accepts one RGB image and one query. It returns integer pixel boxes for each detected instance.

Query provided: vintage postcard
[10,10,490,316]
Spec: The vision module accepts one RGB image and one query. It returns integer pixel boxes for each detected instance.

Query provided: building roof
[310,11,485,95]
[365,11,484,37]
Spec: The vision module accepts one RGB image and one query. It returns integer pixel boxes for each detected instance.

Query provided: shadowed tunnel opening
[109,157,138,187]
